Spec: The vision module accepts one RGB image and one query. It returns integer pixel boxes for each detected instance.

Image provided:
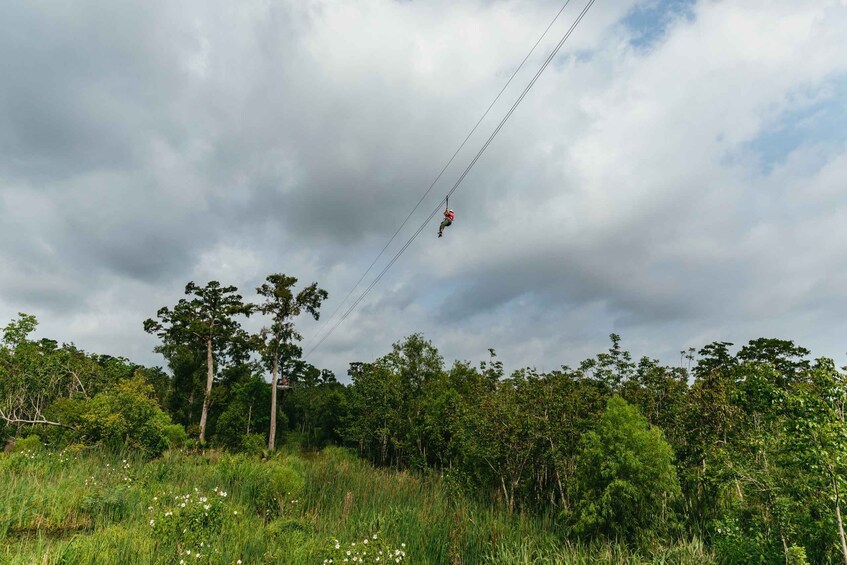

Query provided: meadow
[0,445,712,564]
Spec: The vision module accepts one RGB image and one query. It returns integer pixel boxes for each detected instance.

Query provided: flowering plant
[323,533,407,564]
[148,486,230,561]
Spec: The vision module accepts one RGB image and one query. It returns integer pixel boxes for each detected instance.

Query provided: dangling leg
[438,218,448,237]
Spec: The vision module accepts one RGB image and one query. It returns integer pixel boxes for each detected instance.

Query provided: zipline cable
[302,0,573,352]
[306,0,598,359]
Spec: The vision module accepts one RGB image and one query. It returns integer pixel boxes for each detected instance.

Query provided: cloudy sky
[1,0,846,378]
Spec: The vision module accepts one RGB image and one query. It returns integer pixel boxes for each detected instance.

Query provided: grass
[0,446,713,564]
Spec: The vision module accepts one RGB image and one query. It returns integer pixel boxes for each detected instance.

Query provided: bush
[149,487,229,561]
[567,396,681,547]
[76,377,178,456]
[214,455,305,519]
[12,434,43,453]
[163,424,188,449]
[241,433,266,455]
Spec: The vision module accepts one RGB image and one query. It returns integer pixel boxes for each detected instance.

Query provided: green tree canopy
[570,395,681,547]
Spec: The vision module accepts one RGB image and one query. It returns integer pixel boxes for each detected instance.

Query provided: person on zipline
[438,206,455,238]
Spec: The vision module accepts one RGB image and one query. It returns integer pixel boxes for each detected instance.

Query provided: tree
[0,314,71,430]
[783,359,847,564]
[344,360,403,465]
[737,338,810,388]
[254,274,327,451]
[579,334,635,391]
[569,395,681,546]
[144,281,252,443]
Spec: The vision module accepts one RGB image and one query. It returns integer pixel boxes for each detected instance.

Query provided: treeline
[2,273,847,562]
[0,274,335,455]
[344,334,847,563]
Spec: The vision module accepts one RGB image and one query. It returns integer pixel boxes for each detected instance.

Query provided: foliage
[75,378,183,456]
[254,273,328,451]
[240,433,266,455]
[149,487,229,562]
[0,448,711,564]
[6,304,847,561]
[144,281,252,443]
[163,423,188,449]
[12,434,43,453]
[214,374,272,451]
[322,533,407,564]
[568,396,681,547]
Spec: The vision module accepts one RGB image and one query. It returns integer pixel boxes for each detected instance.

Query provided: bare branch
[0,413,75,429]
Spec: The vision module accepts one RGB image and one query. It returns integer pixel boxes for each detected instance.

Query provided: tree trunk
[778,526,788,565]
[835,478,847,565]
[269,357,278,451]
[198,337,214,443]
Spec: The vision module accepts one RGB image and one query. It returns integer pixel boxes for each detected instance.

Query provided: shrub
[241,433,266,455]
[568,396,681,547]
[215,455,305,519]
[76,377,178,456]
[149,487,229,562]
[12,434,43,453]
[163,424,188,449]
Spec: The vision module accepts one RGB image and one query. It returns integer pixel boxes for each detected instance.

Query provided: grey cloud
[1,0,846,380]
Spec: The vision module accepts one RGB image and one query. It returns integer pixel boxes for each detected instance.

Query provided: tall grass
[0,446,712,564]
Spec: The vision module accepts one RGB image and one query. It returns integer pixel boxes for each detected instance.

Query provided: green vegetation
[568,396,680,546]
[2,274,847,562]
[0,447,711,564]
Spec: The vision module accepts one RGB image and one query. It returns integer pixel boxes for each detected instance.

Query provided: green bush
[787,545,809,565]
[12,434,42,453]
[241,433,266,455]
[215,455,305,519]
[567,396,681,547]
[163,424,188,449]
[149,487,229,561]
[76,377,178,456]
[711,515,783,564]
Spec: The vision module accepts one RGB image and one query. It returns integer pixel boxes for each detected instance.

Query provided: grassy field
[0,445,712,564]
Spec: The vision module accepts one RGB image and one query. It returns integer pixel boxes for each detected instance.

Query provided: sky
[1,0,846,379]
